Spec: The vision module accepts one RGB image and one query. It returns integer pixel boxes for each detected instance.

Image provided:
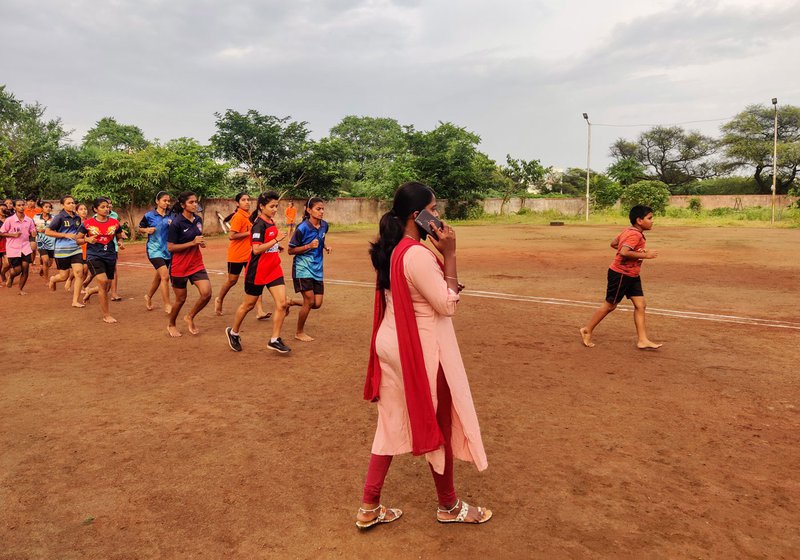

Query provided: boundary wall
[40,195,797,236]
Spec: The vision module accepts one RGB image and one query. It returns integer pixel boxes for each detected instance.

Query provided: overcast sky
[2,0,799,171]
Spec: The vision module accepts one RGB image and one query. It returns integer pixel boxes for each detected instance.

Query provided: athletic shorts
[171,269,209,289]
[8,254,33,267]
[244,276,285,296]
[293,277,324,295]
[606,268,644,305]
[56,254,83,270]
[87,258,117,280]
[227,261,246,275]
[42,249,55,258]
[149,257,170,270]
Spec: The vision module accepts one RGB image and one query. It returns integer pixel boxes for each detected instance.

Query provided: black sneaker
[267,337,291,354]
[226,327,242,352]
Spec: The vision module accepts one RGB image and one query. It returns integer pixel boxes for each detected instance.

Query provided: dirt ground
[1,222,798,559]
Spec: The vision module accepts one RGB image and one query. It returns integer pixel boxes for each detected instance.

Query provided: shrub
[591,174,623,209]
[620,180,670,214]
[516,207,532,215]
[679,177,760,195]
[688,197,702,213]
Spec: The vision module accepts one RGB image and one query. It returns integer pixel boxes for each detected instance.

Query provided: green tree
[211,109,312,192]
[83,117,149,152]
[72,146,172,238]
[607,157,645,186]
[610,126,717,189]
[719,104,800,194]
[407,122,496,218]
[164,137,229,197]
[619,180,670,214]
[590,174,623,209]
[0,85,73,198]
[500,155,548,210]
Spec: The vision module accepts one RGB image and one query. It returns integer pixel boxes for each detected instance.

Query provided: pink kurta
[371,244,488,474]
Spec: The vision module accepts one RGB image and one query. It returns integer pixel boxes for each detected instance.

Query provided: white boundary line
[119,262,800,331]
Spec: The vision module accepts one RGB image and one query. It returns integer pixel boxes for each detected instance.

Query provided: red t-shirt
[244,217,283,285]
[79,217,120,261]
[609,226,646,277]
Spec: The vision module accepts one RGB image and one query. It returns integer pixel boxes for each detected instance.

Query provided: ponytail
[303,196,324,221]
[369,182,434,290]
[250,190,280,224]
[171,191,196,216]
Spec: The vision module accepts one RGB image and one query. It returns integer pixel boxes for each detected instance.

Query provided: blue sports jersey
[49,210,82,258]
[289,219,328,281]
[138,210,172,260]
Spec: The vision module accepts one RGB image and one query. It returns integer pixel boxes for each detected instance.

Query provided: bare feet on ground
[256,312,272,320]
[214,297,222,315]
[18,290,28,296]
[295,332,314,342]
[144,294,153,310]
[580,327,595,348]
[102,315,118,324]
[164,304,172,314]
[167,325,182,338]
[637,340,663,350]
[71,302,85,308]
[49,280,56,292]
[184,315,199,335]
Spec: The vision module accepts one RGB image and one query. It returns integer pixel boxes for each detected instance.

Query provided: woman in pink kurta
[356,182,492,530]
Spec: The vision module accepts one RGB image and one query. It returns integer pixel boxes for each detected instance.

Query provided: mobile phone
[414,208,443,240]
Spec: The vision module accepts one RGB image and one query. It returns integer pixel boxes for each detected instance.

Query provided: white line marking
[119,262,800,330]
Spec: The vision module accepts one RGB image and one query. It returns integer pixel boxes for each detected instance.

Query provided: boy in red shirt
[580,205,662,349]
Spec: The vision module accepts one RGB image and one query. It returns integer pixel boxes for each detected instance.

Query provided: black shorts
[56,254,83,270]
[149,257,170,270]
[227,261,246,275]
[38,248,55,258]
[87,258,117,280]
[244,276,285,296]
[293,277,324,295]
[8,254,33,267]
[605,268,644,304]
[171,270,210,289]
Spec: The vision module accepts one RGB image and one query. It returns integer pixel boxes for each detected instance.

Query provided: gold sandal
[436,499,492,524]
[355,504,403,530]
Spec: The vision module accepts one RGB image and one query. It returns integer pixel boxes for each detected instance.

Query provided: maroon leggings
[361,367,457,507]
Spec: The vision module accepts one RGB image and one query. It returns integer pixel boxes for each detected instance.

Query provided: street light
[771,97,778,224]
[583,112,591,222]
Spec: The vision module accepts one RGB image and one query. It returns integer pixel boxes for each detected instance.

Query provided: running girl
[0,207,9,286]
[138,191,173,313]
[46,196,86,307]
[0,199,37,294]
[34,201,55,283]
[225,191,298,353]
[77,197,122,323]
[288,197,331,342]
[166,191,212,337]
[214,192,270,320]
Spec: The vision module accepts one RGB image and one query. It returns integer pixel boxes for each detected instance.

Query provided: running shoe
[225,327,242,352]
[267,337,291,354]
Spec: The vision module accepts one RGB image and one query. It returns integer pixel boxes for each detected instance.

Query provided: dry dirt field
[1,222,798,559]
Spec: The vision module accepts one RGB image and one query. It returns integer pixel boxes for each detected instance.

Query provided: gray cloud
[2,0,798,170]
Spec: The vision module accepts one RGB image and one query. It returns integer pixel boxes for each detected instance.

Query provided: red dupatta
[363,237,445,456]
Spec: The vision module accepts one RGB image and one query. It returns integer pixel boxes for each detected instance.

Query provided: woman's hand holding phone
[429,221,456,256]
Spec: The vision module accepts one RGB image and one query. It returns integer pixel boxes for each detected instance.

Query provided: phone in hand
[414,209,443,240]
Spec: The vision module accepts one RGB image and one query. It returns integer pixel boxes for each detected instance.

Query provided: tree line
[2,83,798,221]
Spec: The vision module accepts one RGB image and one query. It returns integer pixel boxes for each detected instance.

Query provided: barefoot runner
[288,197,330,342]
[138,191,173,313]
[77,197,123,323]
[0,199,37,295]
[166,191,212,337]
[46,196,86,307]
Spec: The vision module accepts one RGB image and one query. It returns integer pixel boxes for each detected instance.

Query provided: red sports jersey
[244,217,283,285]
[79,217,120,261]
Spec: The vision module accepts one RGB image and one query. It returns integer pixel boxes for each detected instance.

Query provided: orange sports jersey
[226,208,252,263]
[285,206,297,223]
[609,226,646,277]
[24,207,42,219]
